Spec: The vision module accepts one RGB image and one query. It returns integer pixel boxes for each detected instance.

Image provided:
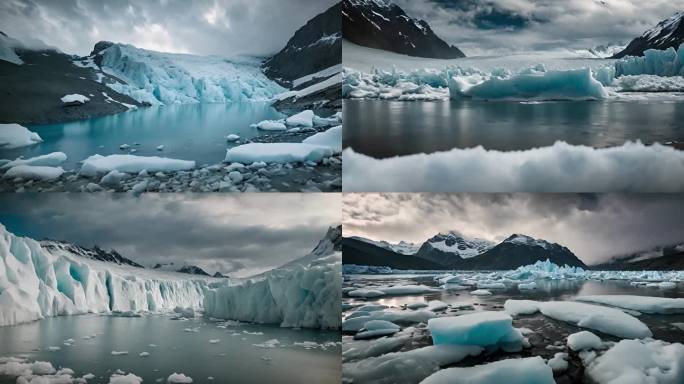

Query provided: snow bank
[99,43,283,105]
[224,143,333,164]
[60,94,90,105]
[420,357,555,384]
[302,125,342,153]
[342,345,483,384]
[0,123,43,149]
[203,259,341,329]
[0,152,66,169]
[342,142,684,192]
[576,295,684,314]
[586,339,684,384]
[449,68,607,100]
[428,312,524,351]
[79,154,195,176]
[3,165,64,180]
[504,300,651,339]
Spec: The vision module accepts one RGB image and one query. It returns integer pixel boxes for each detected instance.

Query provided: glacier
[0,224,341,329]
[96,43,285,105]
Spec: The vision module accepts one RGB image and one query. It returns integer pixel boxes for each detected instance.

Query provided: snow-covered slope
[0,31,23,65]
[40,240,144,268]
[84,42,284,106]
[614,12,684,58]
[0,224,340,329]
[415,232,494,266]
[342,0,464,59]
[349,236,420,256]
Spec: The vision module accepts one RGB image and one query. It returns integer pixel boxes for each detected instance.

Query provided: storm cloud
[0,0,338,56]
[0,193,340,277]
[343,193,684,265]
[391,0,683,55]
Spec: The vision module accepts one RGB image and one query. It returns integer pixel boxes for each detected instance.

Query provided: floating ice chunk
[110,373,144,384]
[254,120,287,131]
[547,352,568,372]
[302,125,342,153]
[347,289,385,298]
[342,142,684,193]
[225,134,240,142]
[119,144,130,150]
[567,331,602,351]
[0,152,66,169]
[470,289,492,296]
[355,320,401,340]
[428,312,524,351]
[658,282,677,289]
[61,94,90,105]
[449,68,607,101]
[111,351,128,355]
[419,356,555,384]
[343,335,410,362]
[586,339,684,384]
[100,169,129,186]
[407,302,429,310]
[285,110,314,127]
[576,295,684,314]
[253,339,280,348]
[354,285,440,297]
[209,339,220,344]
[427,300,449,312]
[0,123,43,149]
[139,352,150,357]
[342,344,483,384]
[224,143,333,164]
[156,145,164,151]
[80,154,195,176]
[167,373,193,383]
[343,310,436,331]
[4,165,64,180]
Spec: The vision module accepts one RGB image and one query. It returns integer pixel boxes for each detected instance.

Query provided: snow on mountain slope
[0,31,23,65]
[40,240,144,268]
[614,12,684,58]
[349,236,420,255]
[0,224,340,329]
[420,232,494,259]
[88,42,285,105]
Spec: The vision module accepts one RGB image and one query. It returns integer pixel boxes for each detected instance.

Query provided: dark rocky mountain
[41,240,144,268]
[343,236,443,270]
[177,265,210,276]
[262,3,341,87]
[342,0,465,59]
[593,243,684,270]
[213,271,229,278]
[342,233,586,270]
[469,234,586,270]
[613,11,684,58]
[414,232,494,268]
[0,32,143,124]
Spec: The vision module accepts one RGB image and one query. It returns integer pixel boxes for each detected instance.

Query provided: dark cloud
[0,193,340,277]
[343,193,684,265]
[391,0,683,55]
[0,0,338,56]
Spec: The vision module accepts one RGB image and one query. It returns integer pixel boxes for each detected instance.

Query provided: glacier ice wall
[615,43,684,77]
[203,257,341,329]
[100,44,285,105]
[0,225,340,329]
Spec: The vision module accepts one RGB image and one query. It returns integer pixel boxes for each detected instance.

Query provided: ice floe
[419,356,555,384]
[428,312,524,352]
[0,123,43,149]
[576,295,684,314]
[567,331,603,351]
[79,154,196,176]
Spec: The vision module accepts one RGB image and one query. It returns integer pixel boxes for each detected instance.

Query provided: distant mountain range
[594,243,684,271]
[343,232,587,270]
[41,239,144,268]
[342,0,465,59]
[613,11,684,58]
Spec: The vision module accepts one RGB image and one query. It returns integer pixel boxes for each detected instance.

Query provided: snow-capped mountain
[573,42,626,58]
[469,234,586,270]
[415,231,494,267]
[342,0,465,59]
[263,3,341,88]
[274,225,341,271]
[342,236,443,270]
[348,236,420,255]
[613,11,684,58]
[152,262,211,276]
[41,240,143,268]
[595,242,684,270]
[0,31,142,125]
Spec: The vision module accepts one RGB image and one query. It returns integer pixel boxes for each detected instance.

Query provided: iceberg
[615,43,684,77]
[79,154,196,176]
[428,312,524,351]
[224,143,334,164]
[0,123,43,149]
[419,357,555,384]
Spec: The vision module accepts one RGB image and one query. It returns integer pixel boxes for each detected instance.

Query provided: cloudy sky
[0,194,340,277]
[343,193,684,265]
[0,0,337,56]
[393,0,683,55]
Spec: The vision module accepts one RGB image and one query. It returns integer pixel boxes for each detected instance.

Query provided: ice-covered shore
[0,224,341,329]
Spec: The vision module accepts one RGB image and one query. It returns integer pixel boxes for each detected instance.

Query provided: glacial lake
[0,103,283,170]
[0,314,341,384]
[343,98,684,157]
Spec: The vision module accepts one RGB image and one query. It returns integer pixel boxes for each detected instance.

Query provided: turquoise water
[0,314,341,384]
[0,103,283,169]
